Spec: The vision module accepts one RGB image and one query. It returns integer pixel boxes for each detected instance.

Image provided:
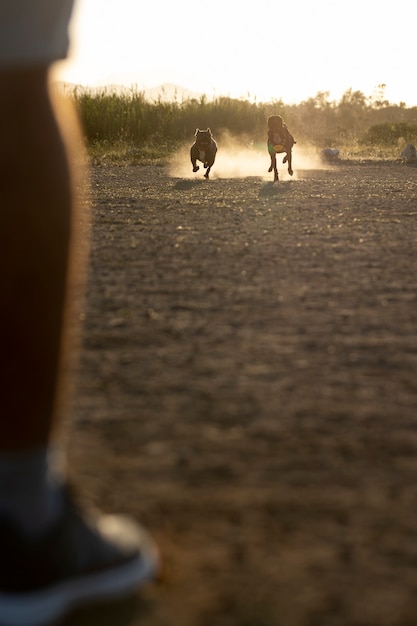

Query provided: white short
[0,0,75,67]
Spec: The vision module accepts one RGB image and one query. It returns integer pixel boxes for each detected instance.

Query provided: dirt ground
[63,157,417,626]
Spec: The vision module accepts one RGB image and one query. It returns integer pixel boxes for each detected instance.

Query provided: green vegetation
[62,84,417,163]
[359,122,417,146]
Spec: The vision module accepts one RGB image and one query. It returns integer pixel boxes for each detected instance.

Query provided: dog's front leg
[286,150,293,176]
[204,148,216,179]
[282,149,294,176]
[190,146,200,172]
[269,153,278,181]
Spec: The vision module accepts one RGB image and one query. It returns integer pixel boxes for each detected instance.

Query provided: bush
[359,122,417,146]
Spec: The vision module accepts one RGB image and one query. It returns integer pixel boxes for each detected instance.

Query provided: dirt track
[65,159,417,626]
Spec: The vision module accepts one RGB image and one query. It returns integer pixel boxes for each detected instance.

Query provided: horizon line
[52,80,417,108]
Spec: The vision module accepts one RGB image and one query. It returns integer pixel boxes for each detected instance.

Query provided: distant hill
[54,81,205,102]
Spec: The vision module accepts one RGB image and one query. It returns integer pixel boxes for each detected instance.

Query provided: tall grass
[64,85,417,163]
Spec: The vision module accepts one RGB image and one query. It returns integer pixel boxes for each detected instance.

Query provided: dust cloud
[168,131,328,181]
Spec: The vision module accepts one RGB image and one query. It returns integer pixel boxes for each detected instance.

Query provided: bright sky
[56,0,416,106]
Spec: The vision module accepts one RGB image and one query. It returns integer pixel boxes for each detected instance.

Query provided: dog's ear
[195,128,200,135]
[207,128,211,134]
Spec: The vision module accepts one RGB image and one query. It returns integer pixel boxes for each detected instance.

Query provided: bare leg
[0,26,157,626]
[0,67,86,451]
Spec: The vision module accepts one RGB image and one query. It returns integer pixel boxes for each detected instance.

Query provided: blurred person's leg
[0,63,78,532]
[0,4,157,625]
[0,0,81,535]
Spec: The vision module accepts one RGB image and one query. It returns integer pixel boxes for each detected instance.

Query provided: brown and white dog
[267,115,295,181]
[190,128,217,179]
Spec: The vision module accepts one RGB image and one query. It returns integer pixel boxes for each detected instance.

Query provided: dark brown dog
[190,128,217,179]
[267,115,295,181]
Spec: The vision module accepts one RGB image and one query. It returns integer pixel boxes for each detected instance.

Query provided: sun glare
[56,0,416,107]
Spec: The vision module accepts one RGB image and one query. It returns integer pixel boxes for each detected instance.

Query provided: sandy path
[65,160,417,626]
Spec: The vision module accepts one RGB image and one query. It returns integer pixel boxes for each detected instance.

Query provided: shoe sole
[0,545,158,626]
